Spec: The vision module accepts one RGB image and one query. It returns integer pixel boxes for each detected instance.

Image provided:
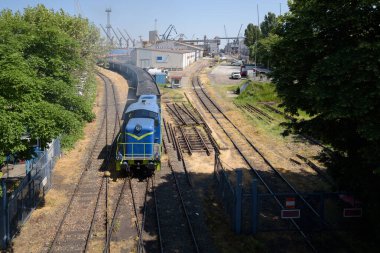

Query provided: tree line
[0,5,103,163]
[244,0,380,238]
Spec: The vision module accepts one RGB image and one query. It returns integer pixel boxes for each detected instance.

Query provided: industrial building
[149,40,203,60]
[130,48,196,70]
[130,40,203,70]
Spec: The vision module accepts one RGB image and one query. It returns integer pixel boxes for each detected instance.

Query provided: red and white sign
[285,197,296,209]
[281,209,301,219]
[343,208,362,218]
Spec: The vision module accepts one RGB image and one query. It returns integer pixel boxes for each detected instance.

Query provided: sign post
[285,197,295,209]
[343,208,362,218]
[281,197,300,219]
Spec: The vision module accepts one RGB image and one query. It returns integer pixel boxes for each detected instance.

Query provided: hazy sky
[0,0,289,42]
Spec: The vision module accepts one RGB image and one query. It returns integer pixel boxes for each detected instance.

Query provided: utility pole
[105,8,112,45]
[280,3,282,15]
[224,25,229,54]
[255,4,259,78]
[237,24,243,56]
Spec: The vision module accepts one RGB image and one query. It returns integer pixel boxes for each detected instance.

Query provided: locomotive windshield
[126,109,159,125]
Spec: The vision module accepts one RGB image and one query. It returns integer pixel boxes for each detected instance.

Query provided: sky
[0,0,289,44]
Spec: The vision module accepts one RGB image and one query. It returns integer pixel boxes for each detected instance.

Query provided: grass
[112,219,120,232]
[159,86,185,102]
[235,80,281,104]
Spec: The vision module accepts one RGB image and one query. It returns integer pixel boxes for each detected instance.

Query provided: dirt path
[12,68,129,253]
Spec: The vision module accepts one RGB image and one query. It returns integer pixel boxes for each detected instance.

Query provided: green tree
[256,33,280,68]
[260,12,277,38]
[244,24,261,61]
[0,5,101,160]
[244,23,261,47]
[270,0,380,203]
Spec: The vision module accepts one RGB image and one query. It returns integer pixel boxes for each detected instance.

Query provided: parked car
[230,72,241,79]
[231,60,243,66]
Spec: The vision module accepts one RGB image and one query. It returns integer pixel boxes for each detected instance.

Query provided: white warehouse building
[131,48,197,70]
[130,41,203,70]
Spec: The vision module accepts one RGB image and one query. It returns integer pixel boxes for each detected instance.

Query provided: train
[110,62,162,173]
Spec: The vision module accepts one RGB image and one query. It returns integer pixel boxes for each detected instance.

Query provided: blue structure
[154,73,167,84]
[116,95,162,172]
[0,139,61,250]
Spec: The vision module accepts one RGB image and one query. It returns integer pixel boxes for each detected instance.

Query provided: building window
[156,56,168,63]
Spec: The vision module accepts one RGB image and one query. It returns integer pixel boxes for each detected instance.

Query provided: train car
[111,62,162,174]
[116,95,162,172]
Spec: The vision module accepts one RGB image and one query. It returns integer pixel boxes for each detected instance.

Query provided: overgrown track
[165,103,203,125]
[47,73,120,252]
[154,159,199,253]
[235,103,274,123]
[192,76,322,252]
[151,114,218,253]
[105,176,153,253]
[261,102,331,153]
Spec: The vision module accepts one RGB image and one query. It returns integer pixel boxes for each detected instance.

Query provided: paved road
[209,63,244,85]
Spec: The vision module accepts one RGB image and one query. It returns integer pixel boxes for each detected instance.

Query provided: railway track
[191,76,326,252]
[235,103,274,123]
[148,109,217,253]
[105,176,154,253]
[166,103,203,125]
[48,73,120,252]
[260,102,332,154]
[153,159,200,253]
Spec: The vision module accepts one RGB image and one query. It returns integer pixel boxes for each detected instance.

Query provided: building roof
[136,47,193,54]
[146,40,203,52]
[174,41,203,50]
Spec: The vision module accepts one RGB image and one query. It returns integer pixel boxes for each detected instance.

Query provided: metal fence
[213,154,364,235]
[0,138,61,249]
[213,154,242,233]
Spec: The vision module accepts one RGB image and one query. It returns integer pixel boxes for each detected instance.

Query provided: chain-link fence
[0,138,61,249]
[213,153,363,236]
[213,154,244,233]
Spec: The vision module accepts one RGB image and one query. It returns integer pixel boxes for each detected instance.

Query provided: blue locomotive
[116,94,162,173]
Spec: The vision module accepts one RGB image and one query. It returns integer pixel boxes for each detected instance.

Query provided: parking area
[209,64,244,85]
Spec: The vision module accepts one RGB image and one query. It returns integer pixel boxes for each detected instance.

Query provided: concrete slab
[1,163,27,179]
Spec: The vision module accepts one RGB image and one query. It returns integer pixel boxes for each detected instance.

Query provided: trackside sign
[343,208,362,218]
[281,209,301,219]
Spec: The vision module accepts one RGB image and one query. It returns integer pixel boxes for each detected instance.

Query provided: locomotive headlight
[135,124,142,133]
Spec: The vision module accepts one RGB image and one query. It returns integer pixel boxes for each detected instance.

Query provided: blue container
[154,73,167,84]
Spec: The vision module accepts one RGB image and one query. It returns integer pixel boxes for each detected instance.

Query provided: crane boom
[161,24,178,40]
[117,28,129,48]
[224,25,229,54]
[123,29,135,47]
[237,24,243,39]
[100,24,113,42]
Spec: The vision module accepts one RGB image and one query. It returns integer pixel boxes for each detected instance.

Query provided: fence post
[234,169,242,234]
[27,170,32,211]
[319,193,325,228]
[252,179,258,234]
[214,153,217,172]
[1,179,8,248]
